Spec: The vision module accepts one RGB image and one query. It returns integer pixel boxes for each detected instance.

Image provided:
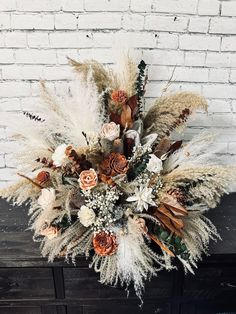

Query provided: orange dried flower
[79,168,97,190]
[99,152,129,184]
[111,90,128,105]
[93,231,117,256]
[36,171,50,185]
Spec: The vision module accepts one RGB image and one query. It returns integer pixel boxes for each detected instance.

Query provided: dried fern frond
[162,165,236,208]
[68,58,118,93]
[143,92,208,138]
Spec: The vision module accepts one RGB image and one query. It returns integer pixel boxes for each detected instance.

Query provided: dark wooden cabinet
[0,195,236,314]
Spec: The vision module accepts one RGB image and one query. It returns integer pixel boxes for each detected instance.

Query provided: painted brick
[185,52,206,66]
[5,32,27,48]
[11,14,54,30]
[208,100,231,113]
[222,37,236,51]
[188,17,209,33]
[16,0,62,11]
[179,34,220,51]
[0,0,17,11]
[0,13,11,29]
[209,69,229,83]
[61,0,83,12]
[0,50,15,64]
[50,32,93,48]
[15,49,57,64]
[205,52,231,68]
[130,0,152,12]
[0,155,5,167]
[122,14,145,30]
[203,85,236,99]
[0,82,31,97]
[27,32,50,48]
[198,0,220,16]
[230,70,236,83]
[152,0,198,14]
[143,50,185,65]
[174,67,209,83]
[145,15,188,32]
[156,33,178,49]
[78,13,122,30]
[0,98,21,111]
[210,18,236,35]
[84,0,129,12]
[221,1,236,17]
[55,13,77,30]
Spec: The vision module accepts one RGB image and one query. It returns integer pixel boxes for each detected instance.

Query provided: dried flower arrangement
[1,51,236,301]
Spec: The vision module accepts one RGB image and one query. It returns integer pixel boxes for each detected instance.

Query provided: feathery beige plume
[143,92,208,138]
[68,58,119,93]
[162,165,236,208]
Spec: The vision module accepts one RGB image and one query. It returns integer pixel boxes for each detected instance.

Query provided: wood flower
[79,169,97,190]
[99,152,129,184]
[36,171,50,185]
[93,231,117,256]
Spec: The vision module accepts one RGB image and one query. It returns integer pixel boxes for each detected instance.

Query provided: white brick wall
[0,0,236,187]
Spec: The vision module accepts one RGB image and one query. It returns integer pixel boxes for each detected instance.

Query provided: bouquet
[1,51,235,300]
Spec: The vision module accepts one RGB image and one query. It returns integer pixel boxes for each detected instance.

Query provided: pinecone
[167,188,186,205]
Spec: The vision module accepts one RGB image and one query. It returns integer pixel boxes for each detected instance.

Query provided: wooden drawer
[64,267,174,300]
[0,268,55,300]
[182,265,236,302]
[68,302,171,314]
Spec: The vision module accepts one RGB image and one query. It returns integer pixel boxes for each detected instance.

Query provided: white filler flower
[38,188,56,211]
[52,143,67,167]
[127,186,156,212]
[78,205,96,227]
[146,154,163,173]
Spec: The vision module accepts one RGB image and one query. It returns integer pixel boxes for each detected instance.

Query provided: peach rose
[79,168,97,190]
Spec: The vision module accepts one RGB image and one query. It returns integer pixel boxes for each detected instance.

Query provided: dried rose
[78,205,96,227]
[99,153,129,184]
[79,168,97,190]
[111,90,128,105]
[93,231,117,256]
[36,171,50,185]
[40,224,60,240]
[100,122,120,141]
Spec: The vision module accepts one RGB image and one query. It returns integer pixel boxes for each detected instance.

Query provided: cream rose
[78,205,96,227]
[38,188,56,210]
[52,143,67,167]
[100,122,120,141]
